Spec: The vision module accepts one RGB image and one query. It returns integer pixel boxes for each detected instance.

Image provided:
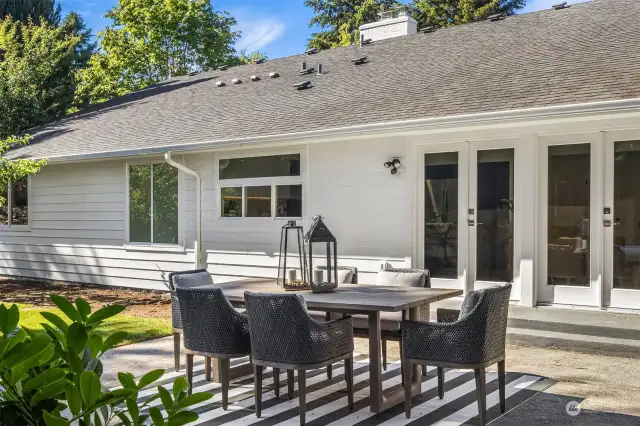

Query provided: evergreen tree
[412,0,526,29]
[0,0,61,25]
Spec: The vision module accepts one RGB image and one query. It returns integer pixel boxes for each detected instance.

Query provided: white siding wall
[0,160,194,289]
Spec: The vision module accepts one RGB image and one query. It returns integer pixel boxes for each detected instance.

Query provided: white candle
[287,269,297,283]
[313,269,324,285]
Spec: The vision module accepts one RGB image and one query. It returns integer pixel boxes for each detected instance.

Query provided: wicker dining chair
[169,269,214,373]
[245,292,355,426]
[176,286,251,409]
[402,284,512,425]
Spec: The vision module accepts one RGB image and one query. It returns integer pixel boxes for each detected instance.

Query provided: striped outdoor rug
[120,356,552,425]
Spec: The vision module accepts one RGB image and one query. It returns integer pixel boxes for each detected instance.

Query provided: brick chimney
[358,6,417,42]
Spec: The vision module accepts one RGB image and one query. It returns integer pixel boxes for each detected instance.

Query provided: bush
[0,297,211,425]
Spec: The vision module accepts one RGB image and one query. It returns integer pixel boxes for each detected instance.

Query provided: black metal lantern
[277,220,309,290]
[304,215,338,292]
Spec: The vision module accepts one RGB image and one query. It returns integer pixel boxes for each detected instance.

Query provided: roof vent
[487,13,505,21]
[218,65,228,71]
[552,2,569,10]
[306,48,318,55]
[232,78,242,84]
[351,56,367,65]
[253,58,266,64]
[188,71,199,76]
[359,34,372,47]
[269,72,280,78]
[420,26,435,33]
[294,81,312,90]
[317,64,323,75]
[251,75,261,82]
[299,67,315,75]
[216,81,226,87]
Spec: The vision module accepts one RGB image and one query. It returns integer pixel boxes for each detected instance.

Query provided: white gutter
[29,97,640,163]
[164,152,203,270]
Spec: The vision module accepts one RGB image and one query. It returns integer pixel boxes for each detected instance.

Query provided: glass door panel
[547,144,591,286]
[476,149,514,282]
[424,152,459,279]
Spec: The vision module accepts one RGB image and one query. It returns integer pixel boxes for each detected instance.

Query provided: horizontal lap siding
[0,161,194,290]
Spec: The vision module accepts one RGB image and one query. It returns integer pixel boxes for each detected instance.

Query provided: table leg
[368,311,383,413]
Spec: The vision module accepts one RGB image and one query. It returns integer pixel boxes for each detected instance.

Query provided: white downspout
[165,151,203,269]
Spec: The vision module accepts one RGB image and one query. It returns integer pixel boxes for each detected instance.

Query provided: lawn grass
[6,303,172,347]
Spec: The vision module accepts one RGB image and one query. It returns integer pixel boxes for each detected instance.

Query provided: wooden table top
[201,279,463,313]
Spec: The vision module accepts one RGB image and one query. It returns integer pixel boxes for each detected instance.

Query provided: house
[2,0,640,311]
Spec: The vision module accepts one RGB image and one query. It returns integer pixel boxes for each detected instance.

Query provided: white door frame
[468,138,522,300]
[603,129,640,309]
[537,132,604,307]
[416,142,469,291]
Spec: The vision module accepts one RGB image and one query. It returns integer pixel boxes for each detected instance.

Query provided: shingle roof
[9,0,640,160]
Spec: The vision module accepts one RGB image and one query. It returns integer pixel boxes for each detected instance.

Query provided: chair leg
[254,365,263,418]
[173,332,181,371]
[205,356,212,381]
[422,365,428,377]
[437,367,445,399]
[382,338,387,370]
[403,358,412,418]
[400,358,404,387]
[220,359,230,410]
[287,370,295,400]
[298,370,306,425]
[345,356,354,409]
[186,354,194,395]
[498,360,506,413]
[326,364,332,379]
[274,368,280,397]
[474,368,487,426]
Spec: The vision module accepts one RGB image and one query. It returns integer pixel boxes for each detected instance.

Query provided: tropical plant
[0,297,211,425]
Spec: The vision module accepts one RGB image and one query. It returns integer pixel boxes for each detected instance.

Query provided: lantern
[277,220,309,290]
[304,215,338,293]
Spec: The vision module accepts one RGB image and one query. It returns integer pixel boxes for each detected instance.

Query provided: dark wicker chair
[401,284,512,425]
[176,286,251,409]
[245,292,355,425]
[168,269,213,373]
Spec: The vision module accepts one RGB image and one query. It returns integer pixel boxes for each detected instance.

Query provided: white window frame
[217,152,304,220]
[0,176,31,230]
[124,161,183,249]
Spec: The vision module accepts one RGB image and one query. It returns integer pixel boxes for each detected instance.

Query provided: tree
[306,0,398,49]
[76,0,238,105]
[412,0,526,29]
[0,16,82,138]
[0,0,61,25]
[0,136,47,207]
[231,49,268,66]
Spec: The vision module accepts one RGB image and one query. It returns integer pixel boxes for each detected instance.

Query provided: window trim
[125,161,182,247]
[217,151,304,220]
[0,176,31,231]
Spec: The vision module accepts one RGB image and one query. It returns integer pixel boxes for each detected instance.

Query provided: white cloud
[523,0,591,12]
[235,19,286,52]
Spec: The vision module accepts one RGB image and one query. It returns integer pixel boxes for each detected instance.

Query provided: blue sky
[60,0,590,60]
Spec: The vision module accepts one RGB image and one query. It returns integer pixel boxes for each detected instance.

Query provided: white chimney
[358,6,417,43]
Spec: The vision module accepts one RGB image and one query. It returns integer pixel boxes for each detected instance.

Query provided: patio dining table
[200,279,462,413]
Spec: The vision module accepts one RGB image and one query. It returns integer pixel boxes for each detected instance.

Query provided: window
[219,154,303,219]
[0,177,29,227]
[129,163,179,244]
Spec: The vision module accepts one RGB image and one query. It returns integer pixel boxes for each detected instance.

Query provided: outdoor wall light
[384,158,401,174]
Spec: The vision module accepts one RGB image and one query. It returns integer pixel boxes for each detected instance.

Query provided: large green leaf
[126,398,139,421]
[0,327,25,357]
[31,378,68,407]
[92,388,135,411]
[80,371,101,407]
[86,334,102,358]
[75,298,91,321]
[94,411,103,426]
[43,411,71,426]
[67,323,88,354]
[118,372,137,390]
[116,413,133,426]
[50,295,81,322]
[138,369,164,390]
[101,331,128,354]
[158,386,174,413]
[172,376,188,399]
[40,312,69,334]
[177,392,212,408]
[67,349,83,374]
[65,383,82,416]
[168,411,198,426]
[149,407,165,426]
[87,305,125,325]
[0,304,19,336]
[23,368,66,393]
